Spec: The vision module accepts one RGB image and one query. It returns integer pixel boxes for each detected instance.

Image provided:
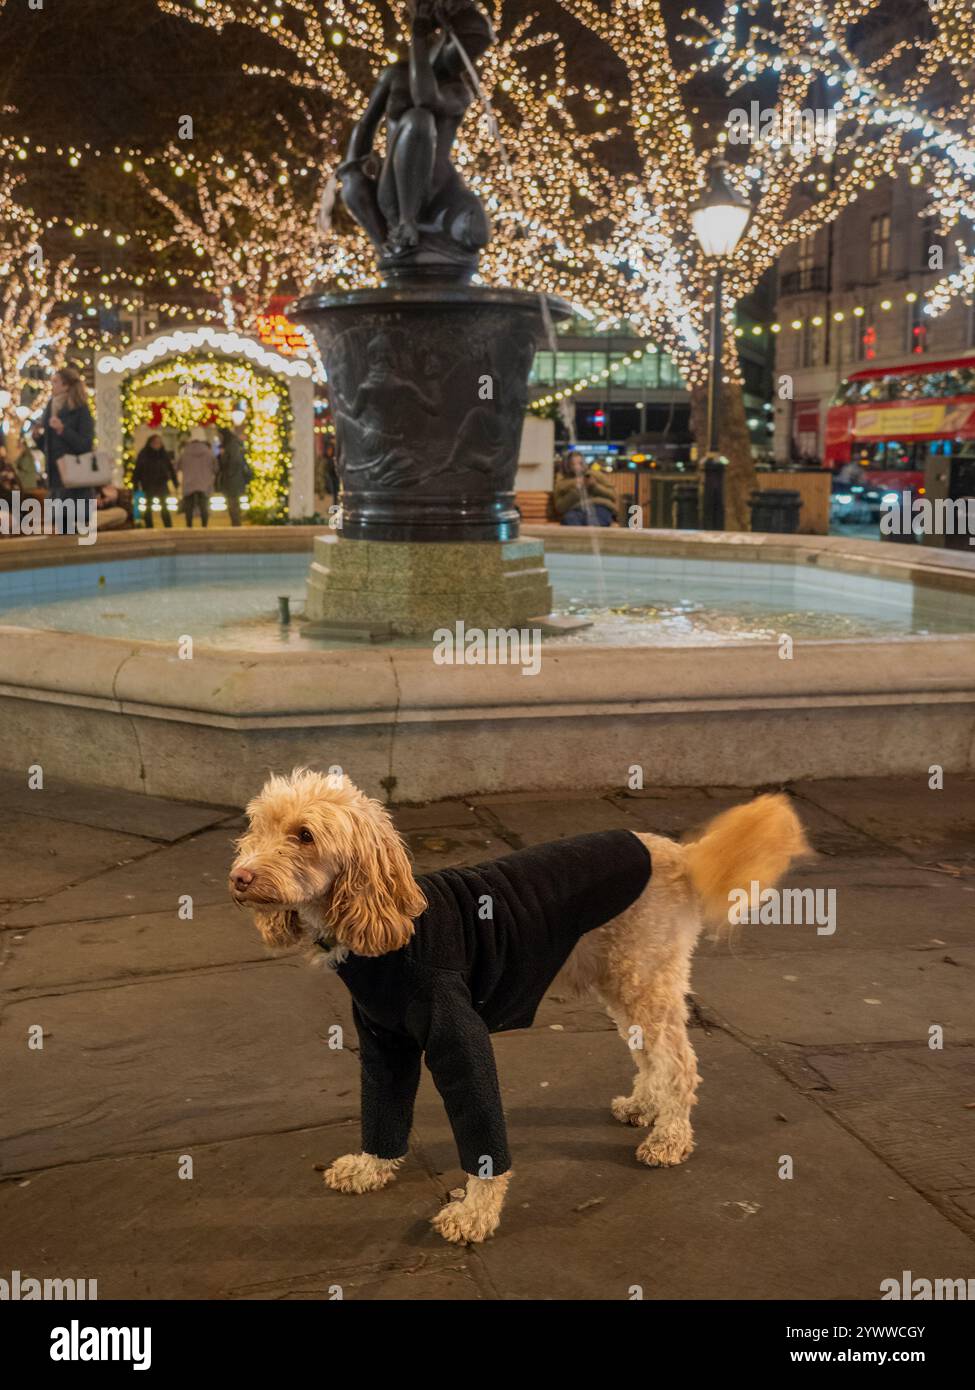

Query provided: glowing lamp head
[691,157,752,258]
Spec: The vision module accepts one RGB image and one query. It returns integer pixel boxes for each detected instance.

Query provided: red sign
[256,313,307,357]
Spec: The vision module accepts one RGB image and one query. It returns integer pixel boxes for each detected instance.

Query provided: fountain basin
[1,526,974,804]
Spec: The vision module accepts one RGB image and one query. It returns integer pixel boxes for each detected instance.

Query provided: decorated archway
[95,327,316,520]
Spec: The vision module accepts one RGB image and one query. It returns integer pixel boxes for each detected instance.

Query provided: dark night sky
[0,0,924,154]
[0,0,299,150]
[0,0,641,255]
[0,1,737,149]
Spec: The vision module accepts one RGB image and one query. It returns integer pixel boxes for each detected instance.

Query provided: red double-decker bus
[824,354,975,491]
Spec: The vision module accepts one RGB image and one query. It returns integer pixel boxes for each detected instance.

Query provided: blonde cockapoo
[230,770,807,1244]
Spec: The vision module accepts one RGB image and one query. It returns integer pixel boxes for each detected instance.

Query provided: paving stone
[477,796,635,847]
[423,1030,975,1299]
[0,902,272,994]
[608,789,729,839]
[3,774,974,1299]
[391,801,479,831]
[0,770,230,842]
[794,777,975,862]
[772,1044,975,1237]
[615,788,894,859]
[694,947,975,1046]
[0,824,243,929]
[697,860,975,956]
[1,959,359,1170]
[0,810,159,903]
[404,825,514,874]
[0,1124,477,1300]
[779,793,896,859]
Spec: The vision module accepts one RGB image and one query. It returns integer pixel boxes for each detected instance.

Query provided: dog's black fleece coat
[335,830,652,1176]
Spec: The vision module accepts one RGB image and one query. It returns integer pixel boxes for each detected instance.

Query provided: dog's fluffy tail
[683,794,809,930]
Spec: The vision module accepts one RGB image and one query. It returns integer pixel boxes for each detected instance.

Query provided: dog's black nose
[231,868,255,891]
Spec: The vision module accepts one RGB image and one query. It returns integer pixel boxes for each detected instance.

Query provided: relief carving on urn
[325,316,537,492]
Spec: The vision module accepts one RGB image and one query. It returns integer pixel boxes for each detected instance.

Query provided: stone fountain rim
[2,526,975,802]
[293,284,574,318]
[1,526,975,714]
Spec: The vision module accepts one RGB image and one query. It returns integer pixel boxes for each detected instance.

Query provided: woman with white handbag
[33,367,98,505]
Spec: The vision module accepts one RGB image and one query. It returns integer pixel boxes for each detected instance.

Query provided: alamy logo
[0,490,97,546]
[727,100,837,149]
[432,621,542,677]
[728,881,836,935]
[50,1320,151,1371]
[881,1270,975,1300]
[1,1269,97,1300]
[881,491,975,542]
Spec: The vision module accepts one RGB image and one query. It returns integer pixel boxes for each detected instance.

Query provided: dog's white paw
[323,1152,401,1194]
[636,1124,694,1168]
[431,1199,500,1244]
[611,1093,656,1127]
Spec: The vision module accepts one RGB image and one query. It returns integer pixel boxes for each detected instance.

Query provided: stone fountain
[295,0,569,636]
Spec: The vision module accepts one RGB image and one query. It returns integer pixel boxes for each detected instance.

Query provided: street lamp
[691,156,752,527]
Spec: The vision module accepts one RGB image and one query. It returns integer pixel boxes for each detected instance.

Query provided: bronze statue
[338,0,495,281]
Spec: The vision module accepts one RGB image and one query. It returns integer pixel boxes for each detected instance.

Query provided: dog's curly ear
[323,795,426,957]
[252,907,301,949]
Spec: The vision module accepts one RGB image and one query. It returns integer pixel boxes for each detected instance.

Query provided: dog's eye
[297,827,315,845]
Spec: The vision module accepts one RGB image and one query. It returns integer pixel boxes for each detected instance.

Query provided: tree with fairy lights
[690,0,975,322]
[158,0,975,528]
[129,134,331,335]
[0,154,75,443]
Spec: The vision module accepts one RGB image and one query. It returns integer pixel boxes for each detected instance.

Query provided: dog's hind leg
[604,969,700,1168]
[606,1002,658,1128]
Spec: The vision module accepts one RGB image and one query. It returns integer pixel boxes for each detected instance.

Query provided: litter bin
[750,488,802,534]
[672,480,700,530]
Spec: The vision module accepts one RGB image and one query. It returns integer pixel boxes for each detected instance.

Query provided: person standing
[33,367,96,504]
[216,425,250,527]
[177,428,217,528]
[133,434,178,528]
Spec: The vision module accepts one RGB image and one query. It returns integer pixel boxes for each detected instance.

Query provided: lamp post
[690,155,752,529]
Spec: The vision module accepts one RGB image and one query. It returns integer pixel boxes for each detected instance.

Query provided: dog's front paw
[323,1152,401,1194]
[431,1198,500,1244]
[611,1093,656,1127]
[636,1123,694,1168]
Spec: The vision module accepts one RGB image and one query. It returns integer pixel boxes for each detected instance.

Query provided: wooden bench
[515,490,555,523]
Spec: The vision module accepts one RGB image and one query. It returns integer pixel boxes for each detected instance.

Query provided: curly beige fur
[323,1153,403,1194]
[230,769,426,955]
[431,1172,512,1243]
[230,771,808,1242]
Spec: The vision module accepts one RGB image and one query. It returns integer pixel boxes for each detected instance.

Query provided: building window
[797,233,815,280]
[907,299,927,355]
[792,400,821,462]
[869,214,891,279]
[801,319,821,368]
[857,315,878,361]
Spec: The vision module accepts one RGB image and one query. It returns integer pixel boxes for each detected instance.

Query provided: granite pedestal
[304,535,552,637]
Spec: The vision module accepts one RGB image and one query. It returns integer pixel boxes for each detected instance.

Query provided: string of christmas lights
[156,0,972,405]
[684,1,975,320]
[127,128,331,335]
[0,149,78,435]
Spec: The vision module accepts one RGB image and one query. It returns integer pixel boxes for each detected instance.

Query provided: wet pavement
[1,772,973,1299]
